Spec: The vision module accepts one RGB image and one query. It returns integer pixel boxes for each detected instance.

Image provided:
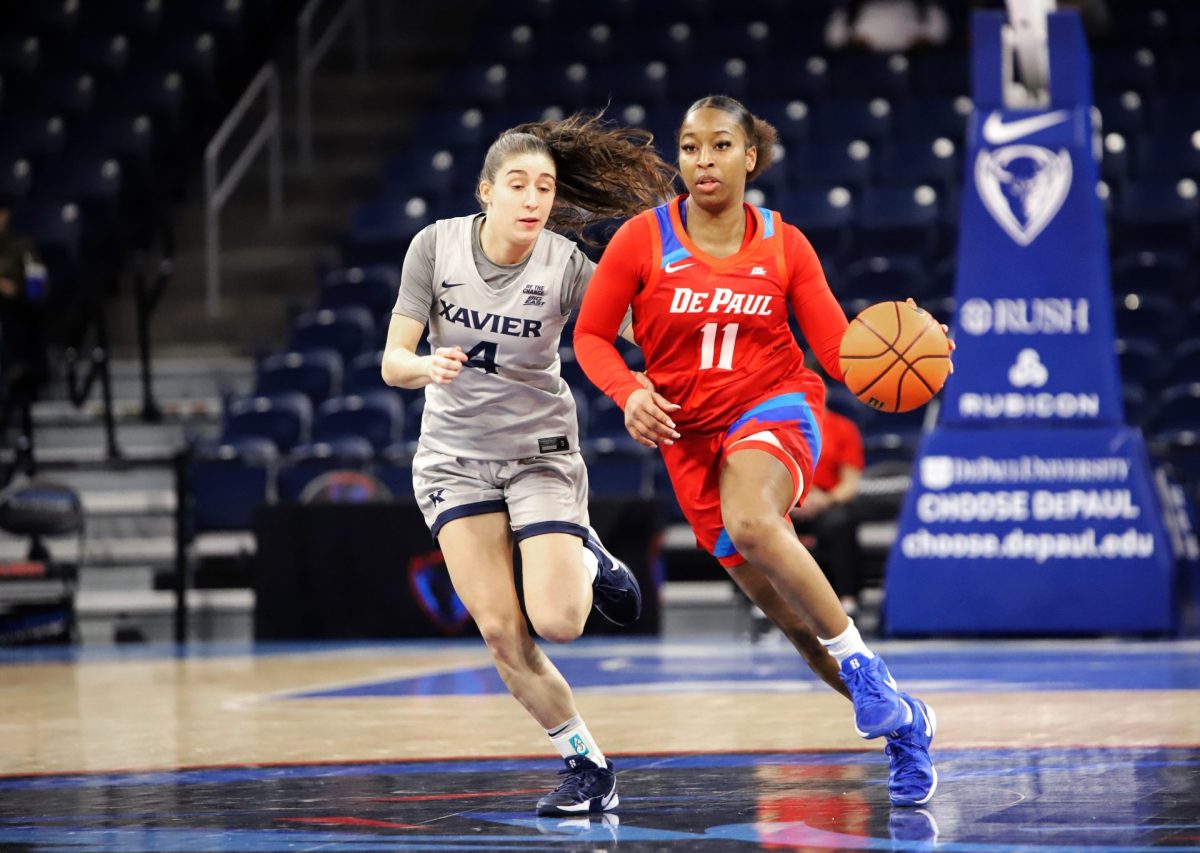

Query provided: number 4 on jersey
[464,340,498,374]
[699,322,738,370]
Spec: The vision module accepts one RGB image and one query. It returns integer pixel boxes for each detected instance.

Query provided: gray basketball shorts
[411,447,591,543]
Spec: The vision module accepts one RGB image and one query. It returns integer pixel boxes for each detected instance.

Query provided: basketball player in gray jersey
[382,114,676,817]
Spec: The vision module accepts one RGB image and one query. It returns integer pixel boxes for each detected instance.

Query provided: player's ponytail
[683,95,778,182]
[479,112,678,242]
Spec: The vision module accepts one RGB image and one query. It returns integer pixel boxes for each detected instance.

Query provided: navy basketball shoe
[585,527,642,626]
[839,653,913,739]
[886,693,938,807]
[536,755,619,816]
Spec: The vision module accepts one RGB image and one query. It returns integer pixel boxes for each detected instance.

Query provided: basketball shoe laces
[550,761,601,799]
[843,661,893,708]
[884,735,923,784]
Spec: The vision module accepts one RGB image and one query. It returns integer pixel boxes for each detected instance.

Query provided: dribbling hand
[905,297,956,373]
[428,345,467,384]
[625,371,681,448]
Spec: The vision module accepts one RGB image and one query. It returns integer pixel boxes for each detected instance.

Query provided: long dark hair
[683,95,779,182]
[476,112,678,241]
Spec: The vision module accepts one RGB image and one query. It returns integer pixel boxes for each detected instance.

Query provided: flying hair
[477,112,678,242]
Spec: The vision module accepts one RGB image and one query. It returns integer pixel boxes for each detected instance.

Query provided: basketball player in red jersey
[575,95,947,808]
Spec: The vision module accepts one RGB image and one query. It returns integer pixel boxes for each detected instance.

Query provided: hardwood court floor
[1,638,1199,850]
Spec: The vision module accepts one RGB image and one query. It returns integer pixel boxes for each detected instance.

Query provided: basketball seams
[840,301,949,412]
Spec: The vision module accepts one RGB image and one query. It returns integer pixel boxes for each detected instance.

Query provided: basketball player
[381,114,676,817]
[574,96,949,807]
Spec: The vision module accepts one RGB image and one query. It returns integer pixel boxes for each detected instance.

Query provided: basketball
[839,301,951,413]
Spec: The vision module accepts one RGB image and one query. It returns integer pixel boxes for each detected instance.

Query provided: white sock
[818,619,875,665]
[547,715,606,768]
[581,540,600,583]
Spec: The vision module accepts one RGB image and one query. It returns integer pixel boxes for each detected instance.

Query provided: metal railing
[297,0,368,174]
[204,63,284,318]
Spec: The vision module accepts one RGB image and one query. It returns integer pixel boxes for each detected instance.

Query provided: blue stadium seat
[650,456,686,525]
[1113,292,1184,343]
[187,437,276,533]
[1092,48,1158,95]
[545,23,614,63]
[319,265,400,316]
[813,98,893,146]
[792,140,873,192]
[313,392,404,451]
[0,35,40,77]
[0,155,34,202]
[588,451,650,497]
[380,147,460,201]
[442,63,511,109]
[586,396,640,453]
[289,306,375,363]
[600,60,670,107]
[377,442,415,500]
[696,19,775,62]
[1112,179,1200,254]
[410,109,489,156]
[1150,382,1200,438]
[1162,339,1200,388]
[618,21,697,64]
[751,54,830,101]
[909,52,970,98]
[256,349,342,406]
[829,52,910,100]
[277,437,376,504]
[1096,92,1147,138]
[1114,338,1168,391]
[572,387,590,439]
[535,62,598,111]
[777,186,856,262]
[1133,132,1200,181]
[222,392,312,454]
[1111,251,1195,300]
[757,100,813,147]
[852,185,941,261]
[0,115,67,167]
[874,137,960,192]
[467,23,538,64]
[1147,92,1200,133]
[839,256,932,304]
[398,394,426,446]
[894,97,972,144]
[343,197,432,267]
[1162,49,1200,92]
[345,351,390,397]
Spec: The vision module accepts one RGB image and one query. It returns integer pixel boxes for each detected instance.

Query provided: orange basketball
[839,301,951,413]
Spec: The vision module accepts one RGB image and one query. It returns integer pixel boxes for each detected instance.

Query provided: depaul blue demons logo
[408,551,472,635]
[975,142,1072,247]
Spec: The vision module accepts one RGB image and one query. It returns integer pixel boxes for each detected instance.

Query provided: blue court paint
[289,642,1200,699]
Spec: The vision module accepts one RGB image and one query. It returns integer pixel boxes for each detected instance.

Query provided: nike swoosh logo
[981,109,1070,145]
[441,280,468,288]
[663,260,694,274]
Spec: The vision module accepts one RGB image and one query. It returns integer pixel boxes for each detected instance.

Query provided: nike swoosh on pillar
[981,110,1071,145]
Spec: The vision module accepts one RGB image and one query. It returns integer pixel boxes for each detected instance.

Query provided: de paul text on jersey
[668,287,774,316]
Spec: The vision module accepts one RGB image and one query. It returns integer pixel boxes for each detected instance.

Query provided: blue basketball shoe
[886,693,938,806]
[839,653,912,739]
[536,756,619,816]
[585,527,642,626]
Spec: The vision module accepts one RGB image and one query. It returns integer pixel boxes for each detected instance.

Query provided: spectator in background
[826,0,950,51]
[0,196,49,463]
[791,404,866,616]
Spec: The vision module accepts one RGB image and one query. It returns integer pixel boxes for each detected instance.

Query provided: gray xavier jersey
[421,215,579,460]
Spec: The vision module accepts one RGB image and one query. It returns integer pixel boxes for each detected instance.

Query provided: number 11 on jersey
[699,322,739,370]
